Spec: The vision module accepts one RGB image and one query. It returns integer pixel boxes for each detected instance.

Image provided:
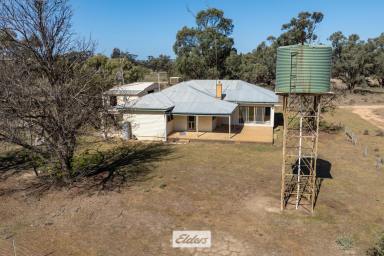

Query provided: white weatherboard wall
[123,113,166,141]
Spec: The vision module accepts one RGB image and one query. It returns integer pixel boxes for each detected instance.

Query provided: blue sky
[70,0,383,59]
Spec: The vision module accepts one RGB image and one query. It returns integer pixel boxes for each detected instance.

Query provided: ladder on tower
[289,50,299,94]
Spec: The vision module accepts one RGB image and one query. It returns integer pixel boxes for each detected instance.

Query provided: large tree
[372,33,384,87]
[226,11,324,86]
[279,11,324,45]
[86,51,150,85]
[328,31,346,77]
[0,0,108,182]
[329,33,372,91]
[144,54,173,73]
[111,47,138,62]
[239,40,277,86]
[173,8,235,79]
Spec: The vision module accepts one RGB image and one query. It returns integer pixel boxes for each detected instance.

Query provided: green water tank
[275,44,332,94]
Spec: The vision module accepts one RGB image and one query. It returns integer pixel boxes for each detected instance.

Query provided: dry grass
[373,108,384,119]
[336,89,384,106]
[0,108,383,255]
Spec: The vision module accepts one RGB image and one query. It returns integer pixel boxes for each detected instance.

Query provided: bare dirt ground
[339,105,384,130]
[335,91,384,106]
[1,109,384,256]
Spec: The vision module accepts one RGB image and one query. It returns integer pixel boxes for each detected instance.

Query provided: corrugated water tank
[275,44,332,94]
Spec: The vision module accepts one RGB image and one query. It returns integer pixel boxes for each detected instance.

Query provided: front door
[188,116,195,130]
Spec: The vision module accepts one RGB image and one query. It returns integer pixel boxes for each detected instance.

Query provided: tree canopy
[280,12,324,45]
[172,9,384,90]
[173,8,235,79]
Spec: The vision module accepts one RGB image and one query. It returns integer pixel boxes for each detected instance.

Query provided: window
[110,96,117,106]
[248,106,255,122]
[239,107,246,124]
[187,116,195,130]
[264,107,271,122]
[238,106,272,124]
[256,107,263,123]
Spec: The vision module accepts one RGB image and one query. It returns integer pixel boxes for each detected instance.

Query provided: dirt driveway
[339,105,384,130]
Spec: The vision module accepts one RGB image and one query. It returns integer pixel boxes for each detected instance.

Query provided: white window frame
[239,106,271,125]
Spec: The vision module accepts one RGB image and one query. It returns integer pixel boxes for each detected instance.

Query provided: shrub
[336,235,354,250]
[319,121,344,134]
[367,233,384,256]
[72,150,105,176]
[364,129,370,135]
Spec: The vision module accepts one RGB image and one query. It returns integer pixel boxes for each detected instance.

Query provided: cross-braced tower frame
[280,94,322,213]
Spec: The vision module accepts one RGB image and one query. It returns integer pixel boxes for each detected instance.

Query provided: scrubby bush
[367,233,384,256]
[336,235,353,250]
[336,235,354,250]
[72,149,106,176]
[319,121,344,134]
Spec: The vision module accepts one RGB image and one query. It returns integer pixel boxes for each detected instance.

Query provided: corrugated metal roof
[186,80,278,103]
[125,80,277,115]
[123,92,174,111]
[104,82,156,95]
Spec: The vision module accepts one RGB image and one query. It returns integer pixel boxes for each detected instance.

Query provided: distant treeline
[86,9,384,91]
[172,9,384,91]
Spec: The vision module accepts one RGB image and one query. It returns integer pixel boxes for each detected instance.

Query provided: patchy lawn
[0,108,384,256]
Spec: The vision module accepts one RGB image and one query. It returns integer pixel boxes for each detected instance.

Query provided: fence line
[344,126,358,145]
[343,125,383,170]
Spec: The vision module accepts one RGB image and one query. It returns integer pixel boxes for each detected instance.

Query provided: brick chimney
[216,80,223,99]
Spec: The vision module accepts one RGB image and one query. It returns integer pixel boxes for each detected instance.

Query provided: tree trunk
[59,155,73,183]
[56,142,75,183]
[349,84,355,93]
[32,165,39,177]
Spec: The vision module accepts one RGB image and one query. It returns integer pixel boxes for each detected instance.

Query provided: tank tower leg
[280,94,321,213]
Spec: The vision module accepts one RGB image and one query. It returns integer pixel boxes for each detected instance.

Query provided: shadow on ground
[75,142,175,191]
[0,149,35,181]
[292,158,332,179]
[0,142,175,196]
[290,158,332,209]
[274,113,284,128]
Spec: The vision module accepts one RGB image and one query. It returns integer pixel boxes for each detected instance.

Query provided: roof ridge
[186,84,237,107]
[188,80,232,98]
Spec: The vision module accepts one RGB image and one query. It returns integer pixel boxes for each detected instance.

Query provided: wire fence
[344,126,358,145]
[344,126,384,170]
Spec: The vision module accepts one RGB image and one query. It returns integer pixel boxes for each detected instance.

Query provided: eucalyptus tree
[329,33,371,91]
[372,33,384,87]
[279,11,324,45]
[144,54,173,74]
[174,8,235,79]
